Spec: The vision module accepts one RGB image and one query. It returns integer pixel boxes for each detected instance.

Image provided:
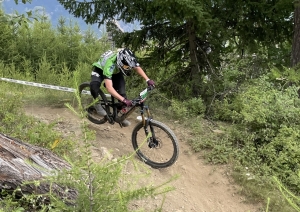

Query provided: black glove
[146,79,155,88]
[122,98,133,107]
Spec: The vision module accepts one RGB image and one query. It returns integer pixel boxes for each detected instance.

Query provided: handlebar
[131,86,154,106]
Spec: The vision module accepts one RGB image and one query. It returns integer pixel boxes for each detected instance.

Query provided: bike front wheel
[131,120,179,168]
[78,82,107,125]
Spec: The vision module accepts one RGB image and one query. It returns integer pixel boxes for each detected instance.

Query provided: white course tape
[0,77,83,93]
[0,77,111,97]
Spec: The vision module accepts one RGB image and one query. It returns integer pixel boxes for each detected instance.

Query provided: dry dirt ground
[24,105,263,212]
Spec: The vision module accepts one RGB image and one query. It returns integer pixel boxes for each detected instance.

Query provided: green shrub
[168,99,189,119]
[183,97,206,117]
[202,74,300,211]
[212,76,300,196]
[236,78,300,141]
[211,98,240,121]
[274,176,300,212]
[263,127,300,193]
[168,97,206,119]
[213,76,300,140]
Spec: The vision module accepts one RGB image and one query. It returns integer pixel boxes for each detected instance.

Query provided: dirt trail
[24,105,262,212]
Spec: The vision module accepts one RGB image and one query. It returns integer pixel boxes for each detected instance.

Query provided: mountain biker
[90,48,155,127]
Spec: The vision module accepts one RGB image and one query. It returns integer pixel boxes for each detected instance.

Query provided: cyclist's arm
[104,79,125,101]
[133,66,150,81]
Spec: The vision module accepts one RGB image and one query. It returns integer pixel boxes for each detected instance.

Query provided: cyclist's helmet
[116,48,139,76]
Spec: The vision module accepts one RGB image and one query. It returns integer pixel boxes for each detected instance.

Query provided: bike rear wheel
[78,82,107,125]
[131,120,179,168]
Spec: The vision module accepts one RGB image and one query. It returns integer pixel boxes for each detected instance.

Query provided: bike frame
[100,90,159,148]
[99,89,152,128]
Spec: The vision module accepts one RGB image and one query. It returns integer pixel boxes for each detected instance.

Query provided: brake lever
[131,98,141,106]
[147,85,155,91]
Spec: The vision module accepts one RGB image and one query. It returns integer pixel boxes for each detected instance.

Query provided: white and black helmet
[116,48,139,76]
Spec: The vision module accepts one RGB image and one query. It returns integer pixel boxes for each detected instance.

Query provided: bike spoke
[133,122,178,167]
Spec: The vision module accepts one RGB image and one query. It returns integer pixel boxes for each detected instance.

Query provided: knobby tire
[131,119,179,168]
[78,82,107,125]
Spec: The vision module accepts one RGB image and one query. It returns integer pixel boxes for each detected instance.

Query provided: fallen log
[0,132,77,203]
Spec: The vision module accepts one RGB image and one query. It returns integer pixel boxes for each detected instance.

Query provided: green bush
[210,98,240,121]
[183,97,206,117]
[212,76,300,196]
[274,176,300,212]
[235,78,300,141]
[213,76,300,138]
[168,97,206,119]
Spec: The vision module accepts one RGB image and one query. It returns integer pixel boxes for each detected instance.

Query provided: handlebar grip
[147,85,155,91]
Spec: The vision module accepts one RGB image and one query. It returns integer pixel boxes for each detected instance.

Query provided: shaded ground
[24,105,262,212]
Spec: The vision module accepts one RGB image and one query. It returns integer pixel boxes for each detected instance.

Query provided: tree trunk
[0,133,77,203]
[292,1,300,67]
[187,20,202,96]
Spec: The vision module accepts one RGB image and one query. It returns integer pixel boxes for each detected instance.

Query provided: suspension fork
[141,105,155,139]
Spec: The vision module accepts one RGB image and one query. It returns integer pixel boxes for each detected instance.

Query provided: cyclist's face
[122,64,130,70]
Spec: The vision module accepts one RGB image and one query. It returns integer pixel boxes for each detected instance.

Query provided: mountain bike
[78,82,179,168]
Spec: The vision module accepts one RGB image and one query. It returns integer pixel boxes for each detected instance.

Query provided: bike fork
[141,106,158,148]
[143,119,158,148]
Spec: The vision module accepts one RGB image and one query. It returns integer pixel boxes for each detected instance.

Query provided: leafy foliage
[168,97,206,119]
[57,0,295,102]
[0,9,109,77]
[211,76,300,195]
[274,176,300,211]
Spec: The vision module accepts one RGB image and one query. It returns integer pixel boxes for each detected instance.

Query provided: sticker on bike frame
[0,77,111,97]
[140,88,148,100]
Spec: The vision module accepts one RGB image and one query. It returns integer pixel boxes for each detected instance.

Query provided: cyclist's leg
[90,67,106,116]
[112,72,131,126]
[90,67,103,98]
[112,72,126,111]
[112,71,126,100]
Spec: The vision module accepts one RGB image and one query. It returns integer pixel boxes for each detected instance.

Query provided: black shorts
[90,67,126,99]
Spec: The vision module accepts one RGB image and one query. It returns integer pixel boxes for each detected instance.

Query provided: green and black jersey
[92,50,121,79]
